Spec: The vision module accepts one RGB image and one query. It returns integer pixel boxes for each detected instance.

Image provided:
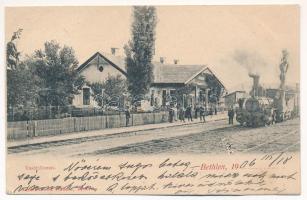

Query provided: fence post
[131,113,134,126]
[86,117,89,131]
[106,115,108,128]
[100,115,103,129]
[74,118,76,132]
[26,120,29,138]
[33,121,37,137]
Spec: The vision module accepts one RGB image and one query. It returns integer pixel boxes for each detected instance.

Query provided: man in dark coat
[169,107,174,123]
[186,105,193,122]
[228,107,235,125]
[125,106,131,127]
[199,105,206,122]
[194,105,199,119]
[179,106,185,122]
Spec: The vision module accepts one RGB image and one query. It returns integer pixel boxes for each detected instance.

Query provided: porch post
[205,88,209,109]
[195,85,198,106]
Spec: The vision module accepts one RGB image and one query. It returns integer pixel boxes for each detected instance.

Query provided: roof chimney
[174,59,179,65]
[160,57,165,64]
[111,47,118,55]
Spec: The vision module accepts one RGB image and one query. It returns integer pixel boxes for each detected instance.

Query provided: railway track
[86,126,299,156]
[281,140,300,152]
[240,129,300,153]
[83,125,246,156]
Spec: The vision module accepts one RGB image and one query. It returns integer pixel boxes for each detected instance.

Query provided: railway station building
[72,50,227,109]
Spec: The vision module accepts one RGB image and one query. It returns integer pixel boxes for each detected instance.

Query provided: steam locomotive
[235,75,299,127]
[236,96,297,127]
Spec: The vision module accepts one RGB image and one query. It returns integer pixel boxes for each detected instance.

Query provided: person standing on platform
[168,106,174,123]
[199,105,206,122]
[186,104,193,122]
[179,105,185,122]
[228,107,235,125]
[194,105,199,119]
[125,106,131,127]
[173,104,178,121]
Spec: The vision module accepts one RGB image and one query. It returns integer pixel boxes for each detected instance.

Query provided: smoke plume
[232,49,267,76]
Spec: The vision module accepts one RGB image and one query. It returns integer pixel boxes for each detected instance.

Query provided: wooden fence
[7,112,168,140]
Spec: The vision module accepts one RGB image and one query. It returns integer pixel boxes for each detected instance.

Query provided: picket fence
[7,112,168,140]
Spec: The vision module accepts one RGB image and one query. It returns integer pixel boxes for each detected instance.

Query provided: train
[236,95,297,127]
[235,75,299,127]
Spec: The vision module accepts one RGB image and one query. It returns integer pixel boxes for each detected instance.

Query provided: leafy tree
[89,75,127,107]
[125,6,157,97]
[7,61,39,109]
[7,29,38,111]
[30,40,85,106]
[174,74,224,108]
[89,82,104,107]
[174,84,195,107]
[7,28,23,70]
[279,49,289,89]
[205,74,223,103]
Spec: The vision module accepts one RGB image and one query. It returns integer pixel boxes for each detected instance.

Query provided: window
[170,89,176,96]
[98,65,104,72]
[83,88,90,105]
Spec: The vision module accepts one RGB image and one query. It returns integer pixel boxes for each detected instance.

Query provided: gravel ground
[88,118,299,156]
[8,118,300,157]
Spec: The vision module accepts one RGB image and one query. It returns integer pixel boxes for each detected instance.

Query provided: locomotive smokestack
[249,73,260,97]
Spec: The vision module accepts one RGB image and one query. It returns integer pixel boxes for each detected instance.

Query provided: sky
[5,5,299,91]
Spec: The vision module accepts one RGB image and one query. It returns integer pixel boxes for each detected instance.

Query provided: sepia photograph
[4,5,301,195]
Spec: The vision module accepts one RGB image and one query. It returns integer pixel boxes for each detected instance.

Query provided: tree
[279,49,289,90]
[174,84,195,107]
[89,75,127,107]
[7,28,23,70]
[30,40,85,107]
[7,29,38,111]
[125,6,157,98]
[205,74,223,103]
[7,62,39,109]
[174,74,223,108]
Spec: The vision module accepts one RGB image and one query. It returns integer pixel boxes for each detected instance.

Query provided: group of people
[125,104,208,127]
[126,104,237,126]
[168,104,207,123]
[169,104,237,125]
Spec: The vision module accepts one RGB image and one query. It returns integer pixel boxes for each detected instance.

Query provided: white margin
[0,1,306,200]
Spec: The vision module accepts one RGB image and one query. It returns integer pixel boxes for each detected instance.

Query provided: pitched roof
[77,51,225,89]
[224,90,246,97]
[77,52,127,75]
[152,62,206,84]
